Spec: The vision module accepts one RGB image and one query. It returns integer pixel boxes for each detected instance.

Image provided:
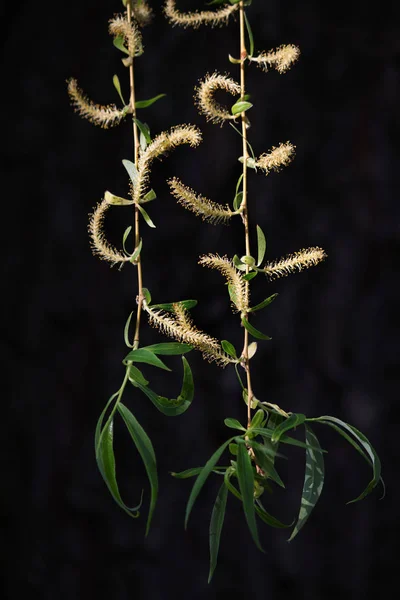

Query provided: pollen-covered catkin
[263,247,327,279]
[195,73,241,125]
[164,0,239,29]
[67,78,128,129]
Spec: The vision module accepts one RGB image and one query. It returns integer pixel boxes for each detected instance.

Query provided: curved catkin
[168,177,237,224]
[88,198,131,265]
[163,0,238,29]
[263,247,327,280]
[109,14,143,56]
[132,0,153,26]
[195,72,241,125]
[132,125,202,205]
[199,254,249,313]
[67,78,128,129]
[144,304,233,367]
[250,44,300,74]
[256,142,296,174]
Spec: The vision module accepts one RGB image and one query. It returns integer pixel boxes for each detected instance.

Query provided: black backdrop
[3,1,400,598]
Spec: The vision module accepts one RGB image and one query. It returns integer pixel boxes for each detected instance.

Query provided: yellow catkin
[168,177,236,224]
[67,79,128,129]
[250,44,300,74]
[256,142,296,174]
[131,125,202,205]
[199,254,249,313]
[132,0,153,27]
[195,72,241,125]
[108,14,143,56]
[88,198,132,265]
[263,247,327,279]
[163,0,238,29]
[144,304,233,367]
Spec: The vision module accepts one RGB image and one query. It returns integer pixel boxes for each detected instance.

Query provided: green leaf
[243,271,258,281]
[122,159,139,187]
[233,254,247,271]
[142,189,156,203]
[95,393,142,518]
[113,34,129,55]
[142,287,151,304]
[224,469,290,529]
[124,311,134,348]
[244,12,255,57]
[271,413,306,444]
[124,348,171,371]
[231,100,253,116]
[237,438,284,488]
[104,190,133,206]
[289,425,324,541]
[229,443,238,456]
[137,204,156,228]
[150,299,198,311]
[224,418,246,432]
[133,118,151,144]
[122,226,132,254]
[208,483,228,583]
[128,365,149,387]
[242,317,272,340]
[236,443,263,551]
[135,356,194,416]
[144,342,193,355]
[135,94,166,109]
[129,238,142,264]
[250,409,265,430]
[251,426,327,453]
[185,438,235,529]
[221,340,237,359]
[117,403,158,536]
[113,74,126,104]
[256,224,266,266]
[250,293,278,313]
[308,416,382,502]
[171,467,226,479]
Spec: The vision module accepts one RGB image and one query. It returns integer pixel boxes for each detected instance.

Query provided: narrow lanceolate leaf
[289,425,324,541]
[271,413,306,444]
[243,271,257,281]
[250,293,278,313]
[244,12,255,56]
[104,191,133,206]
[251,426,327,453]
[185,438,235,529]
[122,226,132,254]
[256,224,266,266]
[122,159,139,187]
[309,416,382,502]
[150,299,198,311]
[242,317,272,340]
[231,100,253,116]
[113,34,129,55]
[208,483,228,583]
[135,94,166,109]
[129,238,142,263]
[113,74,126,105]
[117,403,158,536]
[124,311,134,348]
[224,418,246,432]
[137,204,156,228]
[124,348,171,371]
[240,439,285,488]
[142,288,152,305]
[95,392,142,518]
[236,443,263,551]
[143,342,193,355]
[224,470,290,529]
[142,189,157,203]
[171,467,227,479]
[128,365,149,387]
[133,118,151,144]
[134,356,194,417]
[221,340,237,359]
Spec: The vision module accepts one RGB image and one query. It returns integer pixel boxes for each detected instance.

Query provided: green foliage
[69,0,383,582]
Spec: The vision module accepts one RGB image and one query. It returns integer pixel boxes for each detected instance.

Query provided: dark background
[3,0,399,598]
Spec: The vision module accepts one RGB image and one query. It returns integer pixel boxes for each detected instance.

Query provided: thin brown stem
[127,2,143,350]
[239,1,254,428]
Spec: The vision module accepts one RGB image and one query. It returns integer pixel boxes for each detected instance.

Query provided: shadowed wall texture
[3,1,399,599]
